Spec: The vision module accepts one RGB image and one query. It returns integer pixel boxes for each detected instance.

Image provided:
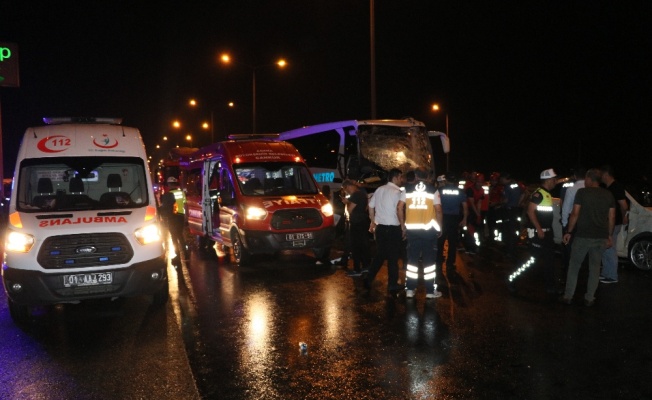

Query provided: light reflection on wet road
[173,241,652,399]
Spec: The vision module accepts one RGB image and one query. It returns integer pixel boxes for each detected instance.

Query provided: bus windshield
[357,124,434,181]
[234,162,319,196]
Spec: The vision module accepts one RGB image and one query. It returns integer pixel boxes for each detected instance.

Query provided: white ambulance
[2,117,168,323]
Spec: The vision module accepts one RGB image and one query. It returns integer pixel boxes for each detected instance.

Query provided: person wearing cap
[402,167,443,299]
[508,168,559,297]
[436,174,445,188]
[341,179,371,276]
[437,172,468,279]
[560,168,615,306]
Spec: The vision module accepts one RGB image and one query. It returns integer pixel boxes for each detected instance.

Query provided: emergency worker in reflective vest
[508,168,559,296]
[404,168,443,299]
[437,172,468,278]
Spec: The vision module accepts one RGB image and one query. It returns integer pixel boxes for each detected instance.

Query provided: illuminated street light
[220,53,287,133]
[189,98,215,143]
[432,103,450,171]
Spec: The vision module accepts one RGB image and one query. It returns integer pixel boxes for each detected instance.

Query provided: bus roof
[279,118,425,140]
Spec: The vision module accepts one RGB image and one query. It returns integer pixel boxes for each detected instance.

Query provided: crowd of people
[333,164,627,306]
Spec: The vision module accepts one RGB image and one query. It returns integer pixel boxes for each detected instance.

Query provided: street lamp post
[432,103,450,171]
[220,53,287,134]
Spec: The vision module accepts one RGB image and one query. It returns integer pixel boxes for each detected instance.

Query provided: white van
[2,118,168,323]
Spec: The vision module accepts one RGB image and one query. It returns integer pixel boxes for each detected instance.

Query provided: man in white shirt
[364,168,406,297]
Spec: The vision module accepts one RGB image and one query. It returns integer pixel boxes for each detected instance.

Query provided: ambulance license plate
[286,232,313,241]
[63,272,113,287]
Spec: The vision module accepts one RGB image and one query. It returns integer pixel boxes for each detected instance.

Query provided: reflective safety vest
[405,181,440,230]
[531,187,554,229]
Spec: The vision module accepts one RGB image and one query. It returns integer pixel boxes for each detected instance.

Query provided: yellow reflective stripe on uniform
[405,220,441,231]
[405,192,436,200]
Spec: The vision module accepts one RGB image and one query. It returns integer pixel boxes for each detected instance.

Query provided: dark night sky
[1,1,651,183]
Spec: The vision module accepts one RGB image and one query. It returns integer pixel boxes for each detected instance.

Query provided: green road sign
[0,42,20,87]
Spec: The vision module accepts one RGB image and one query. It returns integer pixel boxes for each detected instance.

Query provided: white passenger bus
[278,118,449,194]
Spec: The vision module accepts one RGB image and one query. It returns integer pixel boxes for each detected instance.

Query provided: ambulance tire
[151,280,170,307]
[231,231,251,265]
[7,297,30,324]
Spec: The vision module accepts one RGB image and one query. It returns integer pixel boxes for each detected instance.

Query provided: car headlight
[246,206,268,220]
[5,231,35,253]
[321,202,334,217]
[134,224,162,245]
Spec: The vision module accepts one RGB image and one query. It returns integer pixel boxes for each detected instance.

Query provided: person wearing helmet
[507,168,559,297]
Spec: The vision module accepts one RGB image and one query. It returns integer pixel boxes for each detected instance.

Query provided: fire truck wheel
[231,231,251,265]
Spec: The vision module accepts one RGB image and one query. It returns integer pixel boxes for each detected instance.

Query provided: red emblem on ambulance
[37,135,71,153]
[93,134,119,149]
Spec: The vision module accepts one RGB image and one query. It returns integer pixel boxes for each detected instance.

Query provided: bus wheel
[231,231,251,265]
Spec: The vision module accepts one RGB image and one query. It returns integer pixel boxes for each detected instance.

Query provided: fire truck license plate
[63,272,113,287]
[286,232,313,241]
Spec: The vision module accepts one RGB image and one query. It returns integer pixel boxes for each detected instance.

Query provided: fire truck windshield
[234,162,319,196]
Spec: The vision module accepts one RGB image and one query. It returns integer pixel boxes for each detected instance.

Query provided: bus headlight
[246,206,268,220]
[321,203,334,217]
[135,224,162,245]
[5,231,35,253]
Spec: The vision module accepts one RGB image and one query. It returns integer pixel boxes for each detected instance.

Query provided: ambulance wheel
[151,280,170,307]
[7,298,30,324]
[231,231,251,265]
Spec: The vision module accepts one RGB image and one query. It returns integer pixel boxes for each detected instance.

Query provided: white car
[617,192,652,270]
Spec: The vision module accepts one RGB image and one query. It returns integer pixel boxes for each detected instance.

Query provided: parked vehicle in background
[618,192,652,270]
[183,135,335,264]
[153,147,196,216]
[2,117,168,324]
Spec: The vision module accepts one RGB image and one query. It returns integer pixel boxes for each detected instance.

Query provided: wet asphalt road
[2,237,652,399]
[175,238,652,399]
